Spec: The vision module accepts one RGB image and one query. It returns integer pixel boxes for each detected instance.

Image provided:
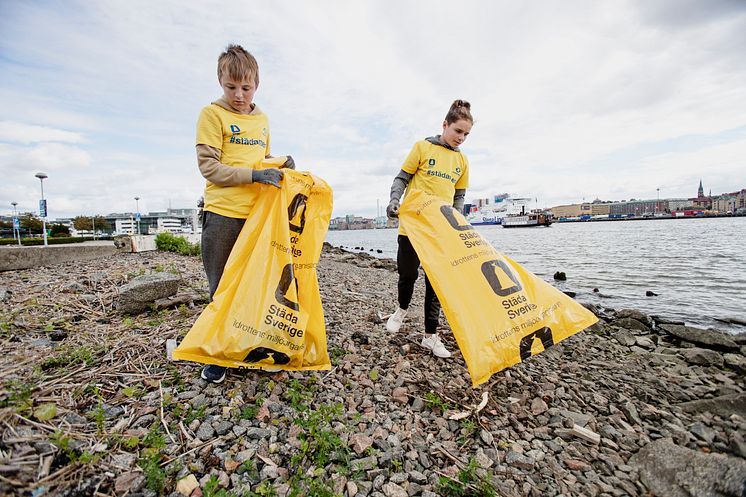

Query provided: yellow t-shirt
[196,104,271,218]
[399,139,469,235]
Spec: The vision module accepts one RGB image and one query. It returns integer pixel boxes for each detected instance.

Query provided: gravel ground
[0,245,744,497]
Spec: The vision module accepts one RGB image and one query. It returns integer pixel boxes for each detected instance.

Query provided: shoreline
[0,247,744,496]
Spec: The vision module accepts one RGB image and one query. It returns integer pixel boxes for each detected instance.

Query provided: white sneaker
[421,333,452,358]
[386,308,407,332]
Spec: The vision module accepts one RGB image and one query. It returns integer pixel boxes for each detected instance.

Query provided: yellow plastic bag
[173,170,333,370]
[399,189,598,387]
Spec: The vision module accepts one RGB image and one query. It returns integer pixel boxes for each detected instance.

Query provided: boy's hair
[217,44,259,85]
[445,99,473,124]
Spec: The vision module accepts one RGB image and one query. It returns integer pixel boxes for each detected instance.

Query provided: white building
[115,218,138,235]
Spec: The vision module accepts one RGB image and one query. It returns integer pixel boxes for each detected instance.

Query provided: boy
[196,44,294,383]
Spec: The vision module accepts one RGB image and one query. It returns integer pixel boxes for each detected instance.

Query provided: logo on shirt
[229,136,267,147]
[227,123,266,147]
[455,167,461,174]
[426,170,457,183]
[427,158,436,168]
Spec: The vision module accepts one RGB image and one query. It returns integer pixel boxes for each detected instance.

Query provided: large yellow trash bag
[399,189,598,387]
[173,170,333,370]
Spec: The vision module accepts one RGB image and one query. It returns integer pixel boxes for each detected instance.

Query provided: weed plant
[155,232,201,256]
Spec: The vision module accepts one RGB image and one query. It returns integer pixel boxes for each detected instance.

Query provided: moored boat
[502,210,553,228]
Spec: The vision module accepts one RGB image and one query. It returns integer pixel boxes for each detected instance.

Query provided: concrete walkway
[0,241,119,272]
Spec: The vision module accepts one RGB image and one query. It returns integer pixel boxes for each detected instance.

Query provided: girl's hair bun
[452,99,471,110]
[446,99,473,124]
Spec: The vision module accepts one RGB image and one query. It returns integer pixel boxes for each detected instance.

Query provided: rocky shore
[1,245,745,497]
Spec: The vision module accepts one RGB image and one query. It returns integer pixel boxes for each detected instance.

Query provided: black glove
[252,168,283,188]
[282,156,295,170]
[386,199,400,219]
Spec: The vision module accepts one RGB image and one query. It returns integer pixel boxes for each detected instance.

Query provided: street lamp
[11,202,20,246]
[656,188,660,215]
[35,172,48,247]
[134,196,140,235]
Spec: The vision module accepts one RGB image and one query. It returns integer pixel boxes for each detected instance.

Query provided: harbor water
[325,216,746,334]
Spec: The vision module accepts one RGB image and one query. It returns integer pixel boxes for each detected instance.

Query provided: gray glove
[282,156,295,170]
[386,198,400,219]
[252,168,283,188]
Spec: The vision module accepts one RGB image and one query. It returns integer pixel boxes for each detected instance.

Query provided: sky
[1,0,745,220]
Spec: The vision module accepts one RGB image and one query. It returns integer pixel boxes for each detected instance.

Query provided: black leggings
[397,235,440,333]
[201,211,246,301]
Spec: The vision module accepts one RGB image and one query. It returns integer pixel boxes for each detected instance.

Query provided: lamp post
[134,196,140,235]
[11,202,20,246]
[35,172,48,246]
[656,188,660,215]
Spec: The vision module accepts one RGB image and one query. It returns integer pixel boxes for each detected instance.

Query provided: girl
[385,100,473,358]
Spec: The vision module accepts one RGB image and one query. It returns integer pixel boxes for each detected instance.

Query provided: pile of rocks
[0,246,744,496]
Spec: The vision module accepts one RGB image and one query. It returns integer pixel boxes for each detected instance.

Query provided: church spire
[698,179,704,198]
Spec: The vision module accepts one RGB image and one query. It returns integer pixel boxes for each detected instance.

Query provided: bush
[0,236,112,246]
[155,233,200,256]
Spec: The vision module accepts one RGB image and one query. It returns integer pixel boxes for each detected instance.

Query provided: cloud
[0,0,745,220]
[0,121,85,144]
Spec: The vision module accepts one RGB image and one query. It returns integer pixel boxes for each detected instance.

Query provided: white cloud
[0,121,85,144]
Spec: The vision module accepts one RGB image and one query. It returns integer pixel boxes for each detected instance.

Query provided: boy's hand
[282,156,296,170]
[386,199,400,218]
[252,168,283,188]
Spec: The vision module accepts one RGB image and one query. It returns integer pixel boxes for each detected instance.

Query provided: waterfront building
[609,199,659,217]
[549,203,594,218]
[667,198,692,211]
[550,204,583,218]
[328,215,375,230]
[473,198,490,209]
[107,208,200,235]
[690,179,712,209]
[712,195,737,214]
[590,202,611,216]
[728,188,746,213]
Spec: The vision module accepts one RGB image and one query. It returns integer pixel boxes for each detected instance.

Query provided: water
[326,217,746,334]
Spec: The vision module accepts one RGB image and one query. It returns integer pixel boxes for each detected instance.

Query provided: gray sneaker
[421,333,451,358]
[386,308,407,332]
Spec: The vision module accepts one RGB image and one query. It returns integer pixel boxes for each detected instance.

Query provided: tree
[92,215,109,233]
[73,215,110,233]
[20,213,43,234]
[50,224,70,237]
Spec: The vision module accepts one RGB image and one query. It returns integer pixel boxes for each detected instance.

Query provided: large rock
[117,272,181,314]
[629,439,746,497]
[659,323,739,351]
[724,353,746,373]
[616,308,653,326]
[612,317,651,332]
[679,348,724,367]
[678,393,746,419]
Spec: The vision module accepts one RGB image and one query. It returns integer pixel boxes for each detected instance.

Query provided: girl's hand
[386,199,400,218]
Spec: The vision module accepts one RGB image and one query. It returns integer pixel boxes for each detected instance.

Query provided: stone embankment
[0,245,744,496]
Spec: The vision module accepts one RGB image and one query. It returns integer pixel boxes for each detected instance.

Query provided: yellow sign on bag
[173,170,333,370]
[399,189,598,387]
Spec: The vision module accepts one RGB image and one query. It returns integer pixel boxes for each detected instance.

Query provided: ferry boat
[466,195,534,226]
[502,209,553,228]
[465,211,501,225]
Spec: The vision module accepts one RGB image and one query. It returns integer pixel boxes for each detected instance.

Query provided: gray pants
[201,211,246,300]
